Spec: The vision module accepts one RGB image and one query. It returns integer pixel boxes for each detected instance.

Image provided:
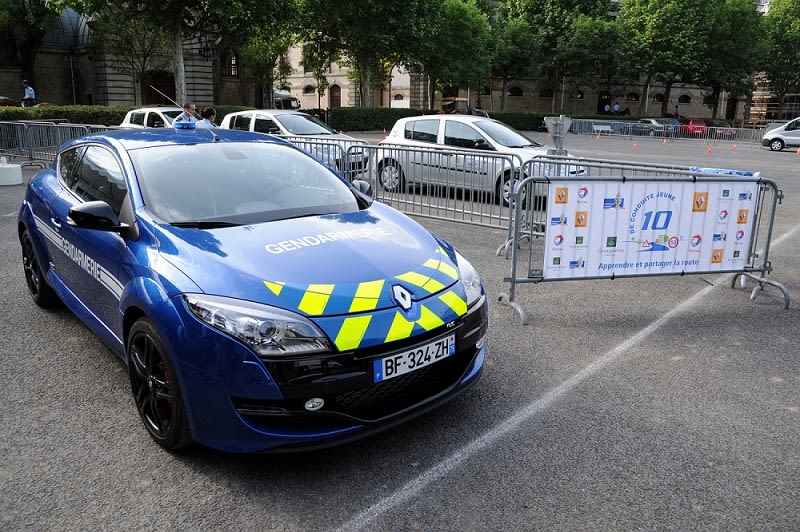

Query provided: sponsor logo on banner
[577,186,589,201]
[721,189,731,199]
[737,209,749,224]
[553,234,564,246]
[603,195,624,209]
[551,214,567,226]
[574,211,588,228]
[711,248,723,263]
[738,191,752,201]
[693,192,709,212]
[575,236,584,245]
[735,230,745,241]
[552,257,561,266]
[690,234,703,247]
[569,258,585,269]
[713,232,727,242]
[555,187,569,204]
[718,209,729,222]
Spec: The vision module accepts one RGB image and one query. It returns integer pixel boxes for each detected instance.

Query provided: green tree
[618,0,708,117]
[59,0,292,104]
[762,0,800,117]
[694,0,765,118]
[557,14,623,112]
[503,0,615,112]
[87,4,172,105]
[0,0,61,83]
[415,0,491,109]
[490,12,539,111]
[301,0,434,107]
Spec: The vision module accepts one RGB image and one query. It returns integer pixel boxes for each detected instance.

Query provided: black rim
[22,234,43,298]
[129,331,176,438]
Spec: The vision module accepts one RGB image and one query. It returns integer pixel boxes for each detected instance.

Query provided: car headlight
[455,251,483,306]
[184,294,332,356]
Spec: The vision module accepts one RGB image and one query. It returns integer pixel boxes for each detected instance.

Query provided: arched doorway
[329,84,341,108]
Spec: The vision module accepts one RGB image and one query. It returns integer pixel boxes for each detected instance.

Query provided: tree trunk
[172,31,186,105]
[638,74,652,116]
[661,80,675,118]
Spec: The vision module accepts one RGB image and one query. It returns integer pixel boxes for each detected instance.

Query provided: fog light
[304,398,324,411]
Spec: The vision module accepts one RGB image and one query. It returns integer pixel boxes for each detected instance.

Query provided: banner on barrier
[542,180,758,279]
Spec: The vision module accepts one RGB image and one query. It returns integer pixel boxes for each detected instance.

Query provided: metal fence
[0,121,117,167]
[569,118,767,145]
[497,156,789,324]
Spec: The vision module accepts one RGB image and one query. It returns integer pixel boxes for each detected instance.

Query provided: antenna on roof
[149,85,181,108]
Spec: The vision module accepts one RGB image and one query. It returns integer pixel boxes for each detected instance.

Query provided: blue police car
[18,127,488,452]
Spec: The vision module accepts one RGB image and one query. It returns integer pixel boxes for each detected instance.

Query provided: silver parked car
[377,115,582,206]
[219,109,369,177]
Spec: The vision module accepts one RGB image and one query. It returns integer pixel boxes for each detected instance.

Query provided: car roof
[69,127,292,151]
[229,109,306,117]
[395,115,492,125]
[126,106,182,114]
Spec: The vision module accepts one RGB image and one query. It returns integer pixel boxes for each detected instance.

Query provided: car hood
[155,203,461,318]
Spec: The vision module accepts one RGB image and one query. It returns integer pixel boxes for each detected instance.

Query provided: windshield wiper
[170,220,242,228]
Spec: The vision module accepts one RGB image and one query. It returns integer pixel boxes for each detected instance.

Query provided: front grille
[234,300,487,426]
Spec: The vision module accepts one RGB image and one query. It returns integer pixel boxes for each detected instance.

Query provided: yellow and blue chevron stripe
[261,247,468,350]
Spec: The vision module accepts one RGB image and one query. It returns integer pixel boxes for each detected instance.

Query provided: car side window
[232,114,253,131]
[69,146,128,214]
[146,113,165,128]
[58,146,85,188]
[406,119,439,143]
[444,121,485,149]
[130,112,145,126]
[254,118,280,134]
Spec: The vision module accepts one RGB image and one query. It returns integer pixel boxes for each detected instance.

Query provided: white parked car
[377,115,582,206]
[219,109,368,177]
[761,116,800,151]
[120,107,182,128]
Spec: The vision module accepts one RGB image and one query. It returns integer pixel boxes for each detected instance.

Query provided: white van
[761,116,800,151]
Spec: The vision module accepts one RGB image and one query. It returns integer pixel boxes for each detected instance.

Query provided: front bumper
[169,293,488,453]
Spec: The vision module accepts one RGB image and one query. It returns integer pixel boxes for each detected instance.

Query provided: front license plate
[373,334,456,383]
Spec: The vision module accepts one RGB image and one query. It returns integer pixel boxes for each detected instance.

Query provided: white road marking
[335,225,798,532]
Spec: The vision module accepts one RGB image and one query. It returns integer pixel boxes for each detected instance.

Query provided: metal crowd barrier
[498,156,789,324]
[569,118,766,146]
[0,121,94,167]
[280,135,370,179]
[354,143,524,231]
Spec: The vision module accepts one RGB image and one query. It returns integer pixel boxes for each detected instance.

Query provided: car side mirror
[68,201,130,234]
[352,179,372,196]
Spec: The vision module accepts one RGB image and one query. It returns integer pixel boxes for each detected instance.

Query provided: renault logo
[392,285,413,311]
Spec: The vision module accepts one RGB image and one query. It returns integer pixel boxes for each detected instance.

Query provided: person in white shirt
[21,80,36,107]
[195,107,217,128]
[173,102,198,128]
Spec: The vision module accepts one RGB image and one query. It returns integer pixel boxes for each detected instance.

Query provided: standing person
[21,80,36,107]
[613,101,620,115]
[673,105,680,119]
[195,107,217,128]
[603,103,610,114]
[173,102,198,128]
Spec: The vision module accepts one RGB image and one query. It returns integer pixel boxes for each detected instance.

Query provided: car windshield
[276,114,338,136]
[656,118,680,125]
[708,119,732,127]
[473,120,542,148]
[162,110,182,124]
[130,142,359,225]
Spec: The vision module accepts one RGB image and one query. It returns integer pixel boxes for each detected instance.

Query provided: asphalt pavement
[1,133,798,531]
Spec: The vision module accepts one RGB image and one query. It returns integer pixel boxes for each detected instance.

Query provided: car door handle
[51,217,61,229]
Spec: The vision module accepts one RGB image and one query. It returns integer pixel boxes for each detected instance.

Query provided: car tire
[378,160,405,192]
[498,172,525,208]
[768,139,784,152]
[20,229,60,308]
[128,318,193,451]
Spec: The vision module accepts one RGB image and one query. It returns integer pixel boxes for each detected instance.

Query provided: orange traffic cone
[732,143,737,151]
[706,144,714,155]
[632,141,639,151]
